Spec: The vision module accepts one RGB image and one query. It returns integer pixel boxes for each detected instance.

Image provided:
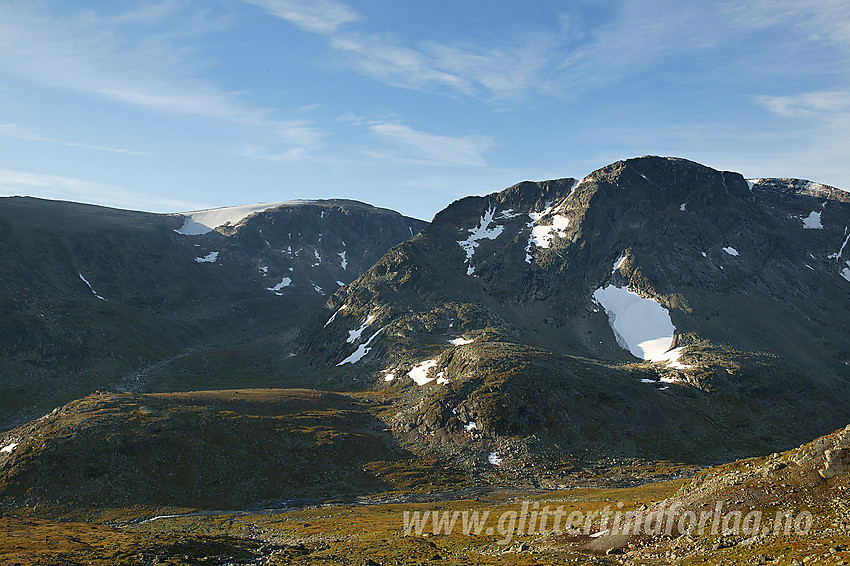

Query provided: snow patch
[802,211,824,229]
[324,305,346,328]
[458,204,504,276]
[841,262,850,283]
[612,254,627,275]
[174,202,304,235]
[530,214,569,249]
[497,208,521,219]
[524,200,571,262]
[336,328,383,366]
[311,282,324,295]
[266,277,292,294]
[174,217,211,236]
[338,251,348,270]
[312,249,321,267]
[722,246,739,256]
[592,285,677,362]
[0,442,18,454]
[195,251,219,263]
[448,337,474,346]
[381,368,396,382]
[78,273,106,301]
[435,370,448,385]
[488,452,503,466]
[829,228,850,260]
[408,359,439,386]
[657,346,692,370]
[464,422,478,432]
[347,314,377,343]
[680,203,687,211]
[336,280,345,287]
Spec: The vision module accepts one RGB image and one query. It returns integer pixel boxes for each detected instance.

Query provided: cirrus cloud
[366,121,493,167]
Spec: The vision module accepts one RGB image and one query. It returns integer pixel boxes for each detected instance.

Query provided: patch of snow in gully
[337,328,383,366]
[458,204,504,276]
[195,251,219,263]
[266,277,292,294]
[78,273,106,301]
[802,211,824,229]
[592,285,678,363]
[524,198,572,262]
[347,314,377,343]
[612,254,627,275]
[408,359,439,386]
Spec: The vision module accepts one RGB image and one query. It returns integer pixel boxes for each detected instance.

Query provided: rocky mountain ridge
[0,197,425,428]
[292,156,850,466]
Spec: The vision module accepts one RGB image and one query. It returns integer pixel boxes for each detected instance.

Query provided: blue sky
[0,0,848,220]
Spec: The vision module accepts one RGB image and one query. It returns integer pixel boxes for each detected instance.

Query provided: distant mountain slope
[0,389,408,509]
[296,156,850,465]
[0,197,425,428]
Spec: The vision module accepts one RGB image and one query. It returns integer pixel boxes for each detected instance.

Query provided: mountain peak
[294,156,850,464]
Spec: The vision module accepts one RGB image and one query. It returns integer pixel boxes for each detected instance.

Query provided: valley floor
[3,477,848,565]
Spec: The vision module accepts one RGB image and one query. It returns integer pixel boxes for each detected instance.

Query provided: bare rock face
[789,424,850,478]
[818,425,850,479]
[820,448,850,479]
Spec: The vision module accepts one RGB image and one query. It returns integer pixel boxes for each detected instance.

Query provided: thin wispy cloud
[0,123,150,156]
[0,3,263,123]
[727,0,850,50]
[329,33,474,96]
[367,121,493,167]
[755,92,850,118]
[236,119,327,163]
[748,90,850,187]
[249,0,850,104]
[236,144,310,163]
[274,120,325,149]
[0,168,201,212]
[243,0,358,34]
[243,0,573,100]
